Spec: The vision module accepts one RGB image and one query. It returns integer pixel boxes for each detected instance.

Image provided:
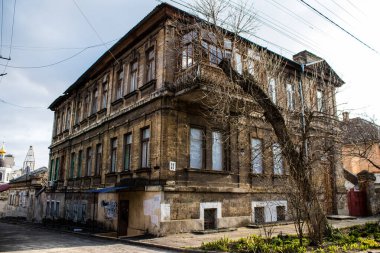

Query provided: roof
[342,117,380,144]
[48,2,344,110]
[10,166,48,183]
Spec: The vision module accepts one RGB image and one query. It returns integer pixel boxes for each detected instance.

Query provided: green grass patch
[199,222,380,253]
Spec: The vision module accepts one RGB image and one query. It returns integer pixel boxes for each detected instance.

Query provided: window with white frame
[272,143,283,175]
[286,83,295,111]
[190,128,204,169]
[141,128,150,168]
[181,31,197,69]
[224,39,232,59]
[317,89,324,112]
[268,78,277,104]
[212,131,223,171]
[251,138,263,174]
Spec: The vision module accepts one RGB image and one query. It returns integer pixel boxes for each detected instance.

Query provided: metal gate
[204,208,217,230]
[347,189,367,216]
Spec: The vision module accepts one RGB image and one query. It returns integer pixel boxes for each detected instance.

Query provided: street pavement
[0,222,175,253]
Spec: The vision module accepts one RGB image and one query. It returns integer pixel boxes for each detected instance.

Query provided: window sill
[97,108,106,115]
[105,172,117,176]
[62,129,69,134]
[124,90,138,99]
[120,170,133,176]
[88,113,97,120]
[80,118,88,125]
[111,98,123,106]
[184,168,232,174]
[139,79,156,91]
[249,172,265,177]
[135,167,152,173]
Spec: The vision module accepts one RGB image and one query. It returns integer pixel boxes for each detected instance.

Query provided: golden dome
[0,143,6,155]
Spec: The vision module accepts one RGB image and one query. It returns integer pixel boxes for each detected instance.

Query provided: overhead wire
[327,0,359,22]
[312,0,353,28]
[72,0,119,65]
[298,0,378,54]
[0,97,45,109]
[0,39,119,69]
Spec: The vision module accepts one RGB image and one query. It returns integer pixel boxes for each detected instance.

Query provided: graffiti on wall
[101,200,117,219]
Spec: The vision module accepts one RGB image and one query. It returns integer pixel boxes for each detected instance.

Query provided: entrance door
[118,200,129,236]
[204,208,217,230]
[347,189,367,216]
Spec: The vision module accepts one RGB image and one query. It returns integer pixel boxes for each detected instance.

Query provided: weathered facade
[47,3,345,236]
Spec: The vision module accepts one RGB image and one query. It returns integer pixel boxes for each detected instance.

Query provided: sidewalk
[119,216,380,250]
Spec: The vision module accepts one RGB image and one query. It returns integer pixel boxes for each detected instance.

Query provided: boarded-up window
[251,138,263,173]
[212,131,223,171]
[190,128,203,169]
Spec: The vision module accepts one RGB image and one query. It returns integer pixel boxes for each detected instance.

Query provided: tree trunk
[219,59,329,244]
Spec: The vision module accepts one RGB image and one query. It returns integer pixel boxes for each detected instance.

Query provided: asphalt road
[0,221,174,253]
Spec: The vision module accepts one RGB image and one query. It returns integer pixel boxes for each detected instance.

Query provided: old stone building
[47,3,345,236]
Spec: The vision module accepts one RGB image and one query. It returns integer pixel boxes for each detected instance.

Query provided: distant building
[0,143,21,184]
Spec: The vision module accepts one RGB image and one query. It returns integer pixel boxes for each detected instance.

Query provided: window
[55,201,60,217]
[116,70,124,99]
[46,201,50,216]
[77,150,82,177]
[83,93,89,118]
[273,143,283,175]
[110,138,117,172]
[247,48,256,75]
[251,138,263,174]
[69,152,75,179]
[286,83,295,111]
[254,207,265,224]
[95,144,102,176]
[129,61,138,92]
[49,159,54,181]
[224,39,232,59]
[65,107,71,129]
[55,114,60,135]
[268,78,277,104]
[190,128,204,169]
[181,31,197,69]
[317,90,324,112]
[0,172,3,182]
[91,88,98,114]
[60,112,65,132]
[201,41,222,66]
[276,206,286,221]
[59,155,65,180]
[141,128,150,168]
[146,48,155,82]
[182,44,194,69]
[54,157,59,181]
[234,52,243,74]
[123,133,132,171]
[101,77,108,109]
[75,101,82,124]
[212,131,223,171]
[86,147,92,176]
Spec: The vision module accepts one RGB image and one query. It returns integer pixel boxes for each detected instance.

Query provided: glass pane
[273,143,283,175]
[143,128,150,139]
[212,132,223,171]
[251,138,263,173]
[190,128,203,169]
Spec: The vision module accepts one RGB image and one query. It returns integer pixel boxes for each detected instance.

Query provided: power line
[72,0,119,65]
[0,42,107,69]
[0,97,45,109]
[328,0,359,22]
[298,0,378,54]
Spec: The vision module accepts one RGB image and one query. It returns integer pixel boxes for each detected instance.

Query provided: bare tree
[170,0,342,244]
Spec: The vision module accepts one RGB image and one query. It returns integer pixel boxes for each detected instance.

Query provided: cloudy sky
[0,0,379,169]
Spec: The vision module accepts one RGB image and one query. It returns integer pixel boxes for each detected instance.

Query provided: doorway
[118,200,129,236]
[204,208,217,230]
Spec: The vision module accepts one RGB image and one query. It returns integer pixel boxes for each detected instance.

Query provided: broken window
[141,128,150,168]
[110,138,118,173]
[190,128,204,169]
[251,138,263,174]
[273,143,284,175]
[212,131,223,171]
